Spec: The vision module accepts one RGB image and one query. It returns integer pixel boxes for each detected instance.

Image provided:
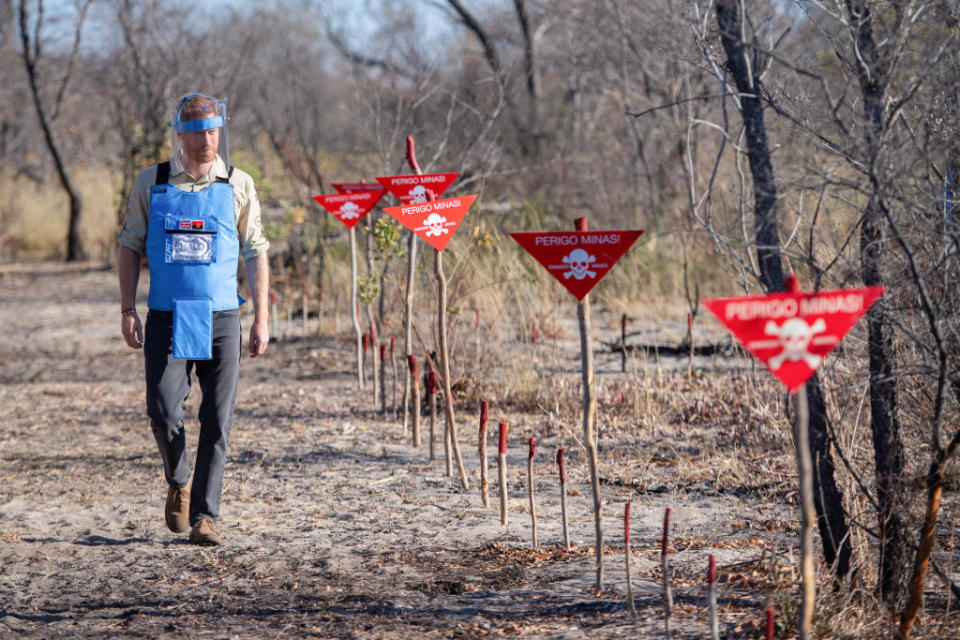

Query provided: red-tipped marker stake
[708,554,719,640]
[369,323,380,408]
[399,136,420,444]
[498,421,508,526]
[662,507,673,639]
[766,605,775,640]
[478,401,490,508]
[407,355,420,448]
[390,336,398,416]
[379,344,387,414]
[527,437,538,548]
[786,274,813,640]
[625,502,637,617]
[557,447,570,549]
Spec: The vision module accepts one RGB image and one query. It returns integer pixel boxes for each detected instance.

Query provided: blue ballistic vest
[146,162,241,312]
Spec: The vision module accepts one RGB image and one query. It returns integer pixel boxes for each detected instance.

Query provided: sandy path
[0,262,794,639]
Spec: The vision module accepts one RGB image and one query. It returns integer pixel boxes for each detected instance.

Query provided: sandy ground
[0,262,859,639]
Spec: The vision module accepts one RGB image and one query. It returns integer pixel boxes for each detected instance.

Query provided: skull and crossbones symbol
[764,317,827,370]
[562,248,596,280]
[409,185,428,204]
[423,213,448,237]
[338,202,361,220]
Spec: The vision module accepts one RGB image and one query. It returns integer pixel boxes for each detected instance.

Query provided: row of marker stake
[461,400,776,638]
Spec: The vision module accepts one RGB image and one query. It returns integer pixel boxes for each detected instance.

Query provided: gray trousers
[144,308,241,524]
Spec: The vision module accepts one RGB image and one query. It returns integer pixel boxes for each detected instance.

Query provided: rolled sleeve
[116,167,155,255]
[232,169,270,260]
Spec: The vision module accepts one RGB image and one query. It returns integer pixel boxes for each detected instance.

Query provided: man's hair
[179,95,219,122]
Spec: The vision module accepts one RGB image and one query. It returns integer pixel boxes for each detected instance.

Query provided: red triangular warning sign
[382,194,477,251]
[702,286,884,393]
[376,172,459,205]
[510,230,644,301]
[312,191,383,229]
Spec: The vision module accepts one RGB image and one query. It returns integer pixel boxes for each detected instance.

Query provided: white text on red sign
[725,293,867,321]
[534,233,624,247]
[389,175,449,185]
[399,199,466,216]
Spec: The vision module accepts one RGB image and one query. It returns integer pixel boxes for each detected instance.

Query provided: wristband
[121,308,137,316]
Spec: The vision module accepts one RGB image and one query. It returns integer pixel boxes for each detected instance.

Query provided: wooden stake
[479,400,490,509]
[400,136,420,438]
[708,554,719,640]
[498,421,508,526]
[766,605,775,640]
[625,502,636,617]
[428,370,439,464]
[527,437,538,548]
[407,355,420,448]
[793,384,815,640]
[350,226,364,389]
[435,240,469,489]
[557,446,570,550]
[662,507,673,639]
[575,217,603,591]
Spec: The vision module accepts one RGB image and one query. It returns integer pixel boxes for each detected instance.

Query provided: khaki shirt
[117,155,270,261]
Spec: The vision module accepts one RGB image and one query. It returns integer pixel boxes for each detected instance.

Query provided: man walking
[117,93,269,545]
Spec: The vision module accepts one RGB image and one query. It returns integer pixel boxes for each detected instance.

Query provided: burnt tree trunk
[845,0,911,605]
[716,0,852,581]
[19,0,86,262]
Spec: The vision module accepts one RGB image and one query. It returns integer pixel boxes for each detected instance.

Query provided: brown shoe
[165,481,191,533]
[189,519,222,546]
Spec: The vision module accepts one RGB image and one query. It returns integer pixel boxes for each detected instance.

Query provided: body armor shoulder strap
[215,166,234,185]
[155,161,171,185]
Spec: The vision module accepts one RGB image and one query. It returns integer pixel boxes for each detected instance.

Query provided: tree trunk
[715,0,782,292]
[716,0,852,582]
[19,0,86,262]
[845,0,911,605]
[807,378,853,581]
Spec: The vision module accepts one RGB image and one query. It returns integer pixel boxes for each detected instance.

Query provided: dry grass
[0,166,119,261]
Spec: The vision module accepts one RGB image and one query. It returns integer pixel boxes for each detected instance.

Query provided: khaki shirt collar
[170,153,229,184]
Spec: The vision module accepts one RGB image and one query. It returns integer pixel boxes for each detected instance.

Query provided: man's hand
[248,320,269,357]
[122,311,143,349]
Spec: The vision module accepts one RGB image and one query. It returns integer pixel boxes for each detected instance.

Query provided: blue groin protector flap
[172,298,213,360]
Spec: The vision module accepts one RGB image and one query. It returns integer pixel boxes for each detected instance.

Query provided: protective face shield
[169,93,230,172]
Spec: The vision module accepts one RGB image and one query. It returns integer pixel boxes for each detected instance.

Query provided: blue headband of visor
[174,93,223,132]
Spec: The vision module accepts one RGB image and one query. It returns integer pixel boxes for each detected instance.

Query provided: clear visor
[168,94,230,173]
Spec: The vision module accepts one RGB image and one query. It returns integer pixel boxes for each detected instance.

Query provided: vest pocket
[164,214,217,264]
[172,298,213,360]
